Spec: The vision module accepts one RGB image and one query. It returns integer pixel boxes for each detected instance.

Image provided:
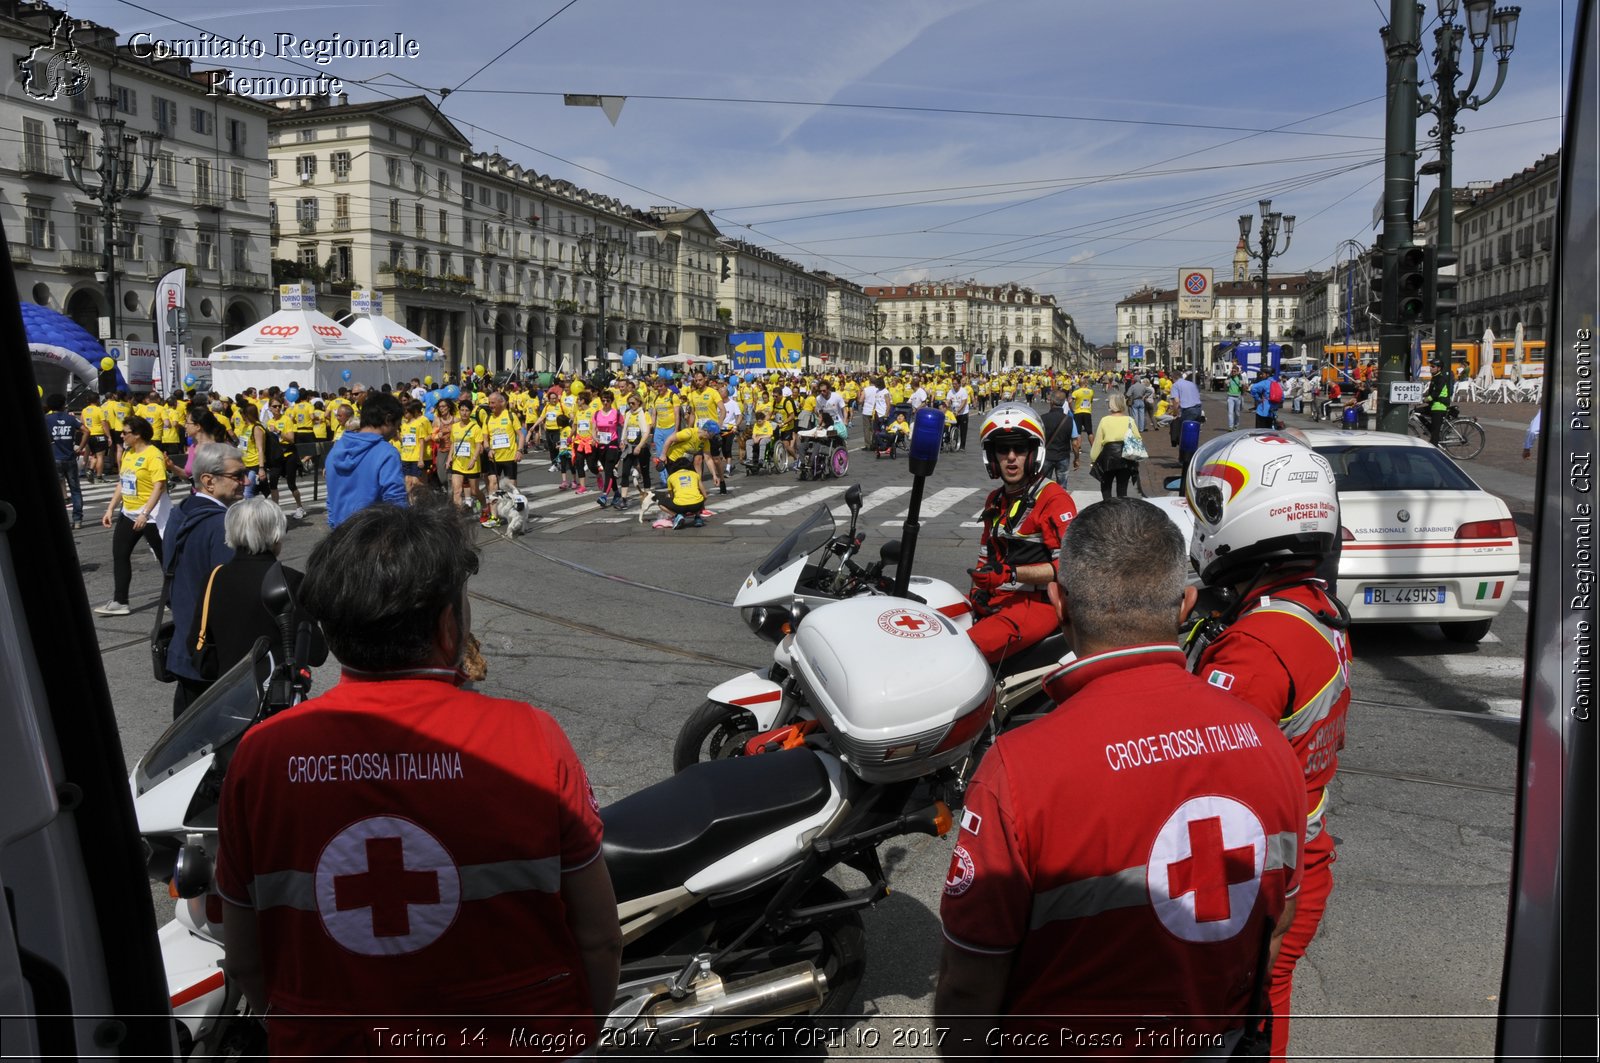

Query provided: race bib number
[596,430,617,444]
[625,426,643,443]
[403,432,417,448]
[120,473,139,494]
[491,432,511,450]
[455,440,474,458]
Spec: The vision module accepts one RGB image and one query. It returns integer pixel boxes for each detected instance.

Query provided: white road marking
[1510,599,1529,611]
[1438,657,1526,680]
[705,485,794,512]
[724,518,769,526]
[763,487,847,517]
[858,485,911,513]
[889,487,980,521]
[1514,579,1529,592]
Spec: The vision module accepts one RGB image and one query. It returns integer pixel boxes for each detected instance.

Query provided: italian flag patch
[1206,670,1235,691]
[1475,580,1506,601]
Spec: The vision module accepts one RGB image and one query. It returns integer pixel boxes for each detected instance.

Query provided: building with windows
[715,238,830,369]
[1451,151,1558,343]
[864,280,1090,375]
[1115,275,1311,372]
[2,0,274,364]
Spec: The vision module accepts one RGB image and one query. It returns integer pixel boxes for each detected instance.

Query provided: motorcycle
[673,484,1071,784]
[132,568,966,1055]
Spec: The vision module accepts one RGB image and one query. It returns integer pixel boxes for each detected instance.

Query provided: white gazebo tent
[340,290,443,388]
[209,285,386,395]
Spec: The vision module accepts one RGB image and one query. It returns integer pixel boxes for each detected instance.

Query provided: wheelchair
[797,422,850,481]
[742,434,782,475]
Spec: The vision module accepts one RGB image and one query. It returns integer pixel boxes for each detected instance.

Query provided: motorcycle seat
[995,631,1069,683]
[601,748,831,903]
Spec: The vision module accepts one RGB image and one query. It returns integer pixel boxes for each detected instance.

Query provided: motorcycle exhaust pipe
[632,962,826,1047]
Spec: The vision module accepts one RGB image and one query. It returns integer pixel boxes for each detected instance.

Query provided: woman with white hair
[187,497,326,681]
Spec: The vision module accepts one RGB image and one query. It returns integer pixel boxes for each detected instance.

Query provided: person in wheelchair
[744,410,777,473]
[939,401,960,451]
[885,411,911,455]
[796,412,850,479]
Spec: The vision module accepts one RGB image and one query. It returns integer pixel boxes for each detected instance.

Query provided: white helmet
[978,402,1047,480]
[1184,430,1341,586]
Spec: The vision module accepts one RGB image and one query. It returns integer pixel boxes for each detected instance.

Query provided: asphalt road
[82,387,1531,1061]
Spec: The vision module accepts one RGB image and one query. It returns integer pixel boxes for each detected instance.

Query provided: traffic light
[1396,245,1427,322]
[1425,246,1458,317]
[719,254,731,282]
[1365,250,1387,319]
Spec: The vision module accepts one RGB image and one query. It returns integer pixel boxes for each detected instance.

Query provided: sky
[57,0,1575,343]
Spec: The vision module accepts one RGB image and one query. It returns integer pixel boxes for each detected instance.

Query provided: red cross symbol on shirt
[1165,816,1256,923]
[893,614,927,632]
[333,836,440,937]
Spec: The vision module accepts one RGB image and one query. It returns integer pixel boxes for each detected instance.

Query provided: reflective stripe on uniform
[247,856,561,912]
[1027,831,1298,929]
[1253,599,1347,742]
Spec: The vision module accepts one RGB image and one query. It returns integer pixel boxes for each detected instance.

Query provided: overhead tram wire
[446,0,586,96]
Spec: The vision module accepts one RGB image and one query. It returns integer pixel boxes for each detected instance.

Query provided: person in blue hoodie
[163,442,246,717]
[325,391,408,528]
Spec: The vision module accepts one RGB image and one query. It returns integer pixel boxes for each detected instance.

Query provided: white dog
[491,487,530,536]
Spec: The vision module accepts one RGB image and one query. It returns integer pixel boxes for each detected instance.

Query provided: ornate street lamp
[55,96,162,341]
[577,229,626,372]
[1239,199,1295,371]
[1417,0,1520,379]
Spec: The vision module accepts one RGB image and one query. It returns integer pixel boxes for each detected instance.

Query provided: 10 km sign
[1178,268,1214,320]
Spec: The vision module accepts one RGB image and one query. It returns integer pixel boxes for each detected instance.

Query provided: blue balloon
[743,372,757,384]
[424,349,435,362]
[341,368,352,382]
[383,337,394,350]
[183,373,197,387]
[788,349,800,363]
[657,367,673,380]
[621,349,638,368]
[443,384,460,400]
[285,387,300,403]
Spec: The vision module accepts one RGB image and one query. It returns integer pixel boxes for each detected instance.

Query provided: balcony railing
[375,269,475,296]
[221,269,269,289]
[491,291,520,305]
[66,250,101,270]
[269,222,280,240]
[332,217,351,231]
[18,151,63,178]
[8,242,31,264]
[298,219,318,234]
[192,188,224,210]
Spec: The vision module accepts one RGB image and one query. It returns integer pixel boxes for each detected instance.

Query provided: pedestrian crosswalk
[59,468,1116,536]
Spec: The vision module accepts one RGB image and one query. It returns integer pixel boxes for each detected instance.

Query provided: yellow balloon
[424,375,433,386]
[474,364,485,375]
[101,357,114,370]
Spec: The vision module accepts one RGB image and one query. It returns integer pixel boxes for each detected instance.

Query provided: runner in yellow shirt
[449,414,485,513]
[80,397,109,482]
[481,391,522,502]
[398,401,432,495]
[95,414,166,615]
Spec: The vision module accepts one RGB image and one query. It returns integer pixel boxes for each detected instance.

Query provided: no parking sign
[1178,267,1214,319]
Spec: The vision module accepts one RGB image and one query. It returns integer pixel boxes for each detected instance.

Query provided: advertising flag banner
[154,267,186,391]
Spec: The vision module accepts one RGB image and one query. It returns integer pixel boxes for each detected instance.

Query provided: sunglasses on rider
[992,442,1033,456]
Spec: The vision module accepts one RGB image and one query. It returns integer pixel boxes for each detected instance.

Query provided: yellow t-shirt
[542,401,562,430]
[117,446,166,515]
[82,403,106,436]
[664,427,706,465]
[751,421,774,443]
[159,406,182,445]
[483,410,521,463]
[689,387,720,425]
[667,467,705,508]
[651,393,680,429]
[240,422,261,467]
[622,409,652,448]
[450,420,484,475]
[312,408,330,441]
[1071,386,1095,414]
[399,416,429,463]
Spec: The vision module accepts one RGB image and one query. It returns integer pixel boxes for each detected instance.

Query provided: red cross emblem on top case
[1148,796,1264,943]
[878,608,941,638]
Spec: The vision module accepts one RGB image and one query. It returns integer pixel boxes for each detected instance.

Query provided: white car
[1297,428,1520,644]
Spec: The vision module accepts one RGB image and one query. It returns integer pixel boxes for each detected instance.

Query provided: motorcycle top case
[790,596,993,783]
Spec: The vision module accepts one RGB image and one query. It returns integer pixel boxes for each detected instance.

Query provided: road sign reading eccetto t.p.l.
[1178,268,1214,320]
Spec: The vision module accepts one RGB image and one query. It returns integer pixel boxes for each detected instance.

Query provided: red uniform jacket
[216,671,603,1057]
[940,646,1306,1052]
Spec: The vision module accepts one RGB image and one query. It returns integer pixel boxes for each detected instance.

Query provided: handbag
[1122,424,1149,462]
[190,565,224,681]
[150,571,176,684]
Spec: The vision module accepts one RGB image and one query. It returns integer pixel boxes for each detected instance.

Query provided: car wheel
[1441,618,1493,644]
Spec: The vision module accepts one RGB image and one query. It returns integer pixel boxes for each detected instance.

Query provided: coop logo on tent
[20,13,90,102]
[260,325,300,338]
[313,325,344,338]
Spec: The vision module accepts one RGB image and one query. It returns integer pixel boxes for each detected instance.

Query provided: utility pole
[1376,1,1422,433]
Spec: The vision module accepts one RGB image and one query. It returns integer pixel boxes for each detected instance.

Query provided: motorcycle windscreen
[751,504,836,584]
[133,637,272,795]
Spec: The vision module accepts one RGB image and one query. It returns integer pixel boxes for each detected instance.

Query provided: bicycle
[1408,405,1486,460]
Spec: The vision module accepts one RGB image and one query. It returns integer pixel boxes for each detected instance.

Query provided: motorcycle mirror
[1162,475,1184,493]
[172,841,212,899]
[879,539,902,564]
[261,562,295,616]
[844,483,862,512]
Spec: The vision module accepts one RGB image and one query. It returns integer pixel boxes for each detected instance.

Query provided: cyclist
[965,403,1079,666]
[1422,358,1453,444]
[1183,431,1353,1061]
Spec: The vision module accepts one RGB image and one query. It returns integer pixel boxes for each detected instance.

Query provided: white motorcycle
[673,485,1070,782]
[133,572,981,1055]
